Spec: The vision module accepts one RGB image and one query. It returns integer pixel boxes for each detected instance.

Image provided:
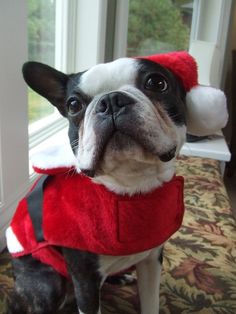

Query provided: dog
[6,53,201,314]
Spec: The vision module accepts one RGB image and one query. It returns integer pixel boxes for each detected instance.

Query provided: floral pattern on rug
[160,156,236,314]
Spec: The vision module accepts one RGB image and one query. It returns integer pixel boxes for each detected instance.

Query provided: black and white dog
[6,52,227,314]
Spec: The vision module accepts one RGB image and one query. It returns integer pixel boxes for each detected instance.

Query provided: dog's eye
[145,75,168,92]
[67,98,82,115]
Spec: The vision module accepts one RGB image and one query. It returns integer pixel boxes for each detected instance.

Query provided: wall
[223,2,236,143]
[0,0,29,251]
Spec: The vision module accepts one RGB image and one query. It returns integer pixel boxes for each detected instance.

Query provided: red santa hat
[138,51,228,136]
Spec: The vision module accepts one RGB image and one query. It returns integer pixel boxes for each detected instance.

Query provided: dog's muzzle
[94,91,177,163]
[79,91,177,177]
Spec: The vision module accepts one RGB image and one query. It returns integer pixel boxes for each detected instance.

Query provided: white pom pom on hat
[137,51,228,136]
[185,85,228,136]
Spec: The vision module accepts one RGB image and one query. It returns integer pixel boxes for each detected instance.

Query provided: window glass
[27,0,56,124]
[127,0,194,57]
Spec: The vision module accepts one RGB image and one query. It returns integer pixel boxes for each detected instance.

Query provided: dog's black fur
[8,58,186,314]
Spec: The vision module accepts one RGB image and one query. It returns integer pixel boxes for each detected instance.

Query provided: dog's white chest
[98,247,162,279]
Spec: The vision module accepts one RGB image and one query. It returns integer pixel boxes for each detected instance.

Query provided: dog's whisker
[72,144,79,151]
[70,138,79,145]
[169,113,181,120]
[74,138,79,144]
[65,167,77,179]
[70,140,79,149]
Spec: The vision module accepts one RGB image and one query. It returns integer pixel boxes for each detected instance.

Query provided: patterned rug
[1,156,236,314]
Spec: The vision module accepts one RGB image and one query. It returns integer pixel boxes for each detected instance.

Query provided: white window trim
[189,0,233,88]
[73,0,108,71]
[112,0,130,60]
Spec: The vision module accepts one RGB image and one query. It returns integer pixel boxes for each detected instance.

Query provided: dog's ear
[22,62,69,116]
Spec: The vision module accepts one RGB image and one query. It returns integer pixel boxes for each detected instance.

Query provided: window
[27,0,56,124]
[27,0,68,150]
[126,0,194,57]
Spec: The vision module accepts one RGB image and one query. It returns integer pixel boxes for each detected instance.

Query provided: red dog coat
[8,165,184,278]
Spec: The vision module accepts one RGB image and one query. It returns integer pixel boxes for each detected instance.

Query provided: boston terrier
[6,52,228,314]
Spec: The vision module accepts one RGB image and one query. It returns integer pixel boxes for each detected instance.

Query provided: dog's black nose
[95,92,133,115]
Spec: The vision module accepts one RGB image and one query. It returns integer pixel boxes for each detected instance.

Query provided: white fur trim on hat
[186,86,228,136]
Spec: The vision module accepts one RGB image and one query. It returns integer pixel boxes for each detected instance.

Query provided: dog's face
[23,58,186,194]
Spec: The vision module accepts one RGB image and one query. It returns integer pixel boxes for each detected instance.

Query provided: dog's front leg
[136,247,163,314]
[63,248,102,314]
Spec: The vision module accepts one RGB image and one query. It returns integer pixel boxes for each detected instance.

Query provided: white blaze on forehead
[79,58,138,96]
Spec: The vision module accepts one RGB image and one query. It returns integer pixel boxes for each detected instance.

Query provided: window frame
[189,0,233,88]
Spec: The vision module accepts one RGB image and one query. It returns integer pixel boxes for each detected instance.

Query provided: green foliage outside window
[27,0,55,124]
[127,0,192,56]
